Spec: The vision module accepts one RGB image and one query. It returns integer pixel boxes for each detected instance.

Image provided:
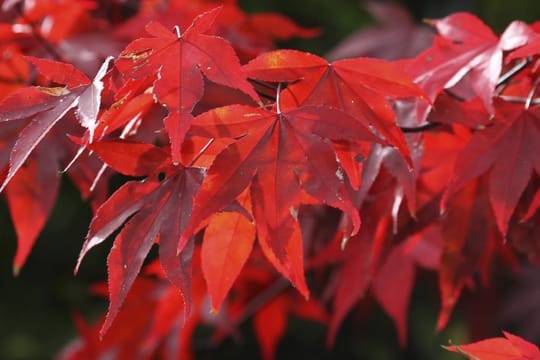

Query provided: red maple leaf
[444,330,540,360]
[438,175,502,330]
[114,6,259,164]
[244,49,425,163]
[201,189,256,312]
[0,56,112,271]
[442,100,540,238]
[75,140,205,336]
[183,103,381,297]
[0,55,112,192]
[401,12,535,123]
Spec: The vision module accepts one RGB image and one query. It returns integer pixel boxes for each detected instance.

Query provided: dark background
[2,0,540,359]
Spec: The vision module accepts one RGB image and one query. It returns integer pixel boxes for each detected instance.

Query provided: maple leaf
[0,55,112,192]
[114,6,259,164]
[112,0,318,62]
[75,140,204,336]
[244,49,425,163]
[444,331,540,360]
[372,227,445,346]
[400,13,535,123]
[0,56,112,271]
[201,189,256,312]
[438,175,502,330]
[442,100,540,238]
[184,104,380,297]
[4,147,60,273]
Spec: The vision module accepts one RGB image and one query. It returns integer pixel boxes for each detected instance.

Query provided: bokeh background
[1,0,540,359]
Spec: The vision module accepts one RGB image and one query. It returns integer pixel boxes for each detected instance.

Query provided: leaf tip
[209,307,219,315]
[422,18,436,27]
[340,235,349,250]
[12,264,21,277]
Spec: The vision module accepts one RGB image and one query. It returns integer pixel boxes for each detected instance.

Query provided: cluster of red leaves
[1,0,540,359]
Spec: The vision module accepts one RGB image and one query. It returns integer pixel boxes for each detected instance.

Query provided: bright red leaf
[244,49,425,163]
[201,190,256,312]
[114,6,259,164]
[444,330,540,360]
[184,104,381,297]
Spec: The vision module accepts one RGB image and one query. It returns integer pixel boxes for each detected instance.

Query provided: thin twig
[205,277,290,348]
[276,82,282,114]
[525,76,540,109]
[234,278,290,325]
[498,95,540,105]
[497,58,531,87]
[400,122,441,133]
[187,138,214,167]
[249,79,278,91]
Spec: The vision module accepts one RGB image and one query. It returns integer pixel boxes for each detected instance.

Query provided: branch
[249,79,278,91]
[399,122,442,133]
[204,277,290,348]
[234,277,289,325]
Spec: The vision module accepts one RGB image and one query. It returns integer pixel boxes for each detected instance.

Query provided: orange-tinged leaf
[444,331,540,360]
[245,50,425,163]
[202,196,256,312]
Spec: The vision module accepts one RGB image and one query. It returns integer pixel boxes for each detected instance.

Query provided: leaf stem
[525,76,540,109]
[236,278,289,325]
[276,82,282,114]
[496,58,531,87]
[188,138,215,167]
[499,95,540,105]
